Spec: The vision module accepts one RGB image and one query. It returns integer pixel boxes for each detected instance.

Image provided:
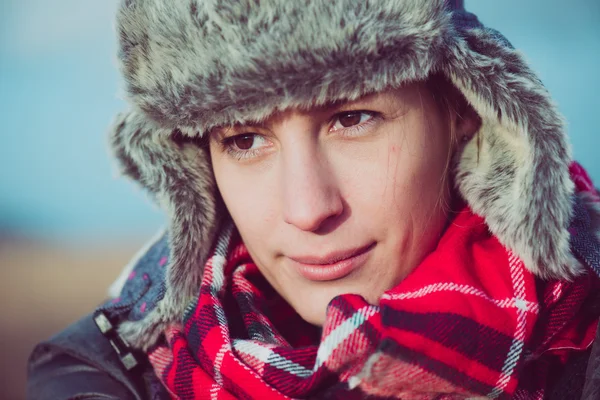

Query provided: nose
[282,142,343,232]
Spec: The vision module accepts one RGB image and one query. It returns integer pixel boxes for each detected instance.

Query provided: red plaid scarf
[148,165,600,399]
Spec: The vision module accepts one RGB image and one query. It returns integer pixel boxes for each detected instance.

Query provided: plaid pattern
[149,164,600,399]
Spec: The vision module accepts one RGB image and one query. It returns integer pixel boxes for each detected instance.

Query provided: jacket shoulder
[26,229,173,400]
[27,313,146,400]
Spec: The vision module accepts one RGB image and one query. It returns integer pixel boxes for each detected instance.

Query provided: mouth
[288,243,376,282]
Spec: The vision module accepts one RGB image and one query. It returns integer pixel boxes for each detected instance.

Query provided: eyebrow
[211,92,387,136]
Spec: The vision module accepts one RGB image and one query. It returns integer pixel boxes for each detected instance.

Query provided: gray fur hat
[111,0,579,349]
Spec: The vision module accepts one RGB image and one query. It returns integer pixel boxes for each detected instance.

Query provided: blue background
[1,0,599,243]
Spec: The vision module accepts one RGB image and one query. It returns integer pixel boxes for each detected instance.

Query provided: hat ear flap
[443,24,580,279]
[110,111,222,349]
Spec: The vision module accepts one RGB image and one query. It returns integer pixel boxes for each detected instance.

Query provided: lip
[289,243,375,282]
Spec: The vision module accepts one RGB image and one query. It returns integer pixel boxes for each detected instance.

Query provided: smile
[288,243,376,282]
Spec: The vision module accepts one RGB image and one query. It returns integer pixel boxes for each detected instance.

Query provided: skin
[209,81,479,326]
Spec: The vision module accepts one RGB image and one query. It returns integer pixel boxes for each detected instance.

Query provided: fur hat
[111,0,580,349]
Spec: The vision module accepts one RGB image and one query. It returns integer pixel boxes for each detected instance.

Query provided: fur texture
[117,0,450,134]
[109,111,222,347]
[110,0,579,350]
[445,24,577,278]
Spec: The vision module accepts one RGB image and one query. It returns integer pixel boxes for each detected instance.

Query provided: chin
[293,299,330,326]
[289,292,336,327]
[300,312,326,327]
[290,285,383,327]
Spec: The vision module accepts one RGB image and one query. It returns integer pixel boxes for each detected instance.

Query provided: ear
[455,101,481,144]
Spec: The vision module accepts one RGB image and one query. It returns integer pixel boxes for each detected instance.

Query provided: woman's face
[210,82,470,326]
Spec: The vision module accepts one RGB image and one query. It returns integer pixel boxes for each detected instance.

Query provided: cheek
[384,120,452,257]
[338,123,451,267]
[211,154,279,250]
[385,117,451,207]
[336,135,447,225]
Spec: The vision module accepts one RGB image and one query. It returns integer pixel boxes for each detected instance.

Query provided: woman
[27,0,600,399]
